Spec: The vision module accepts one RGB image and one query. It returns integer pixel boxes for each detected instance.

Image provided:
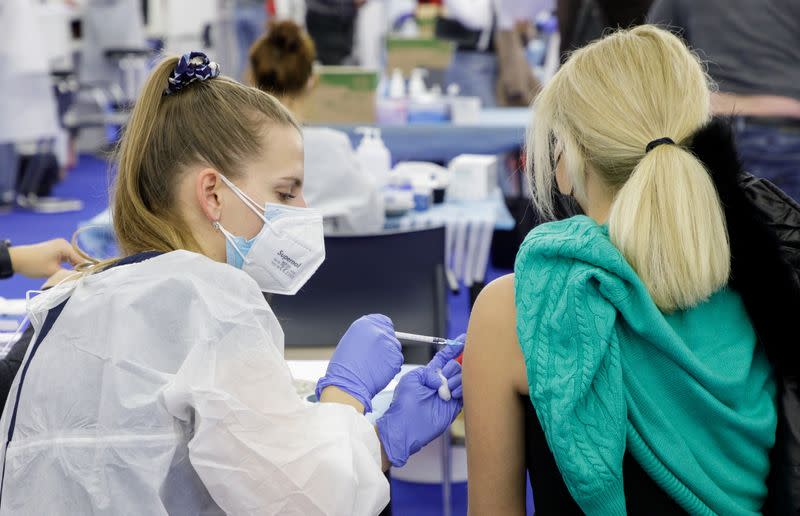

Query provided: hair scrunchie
[164,51,220,96]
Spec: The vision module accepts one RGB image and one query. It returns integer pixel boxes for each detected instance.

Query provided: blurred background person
[306,0,366,65]
[234,0,269,79]
[79,0,146,85]
[493,0,550,106]
[0,0,73,212]
[437,0,498,107]
[558,0,653,57]
[249,21,385,233]
[650,0,800,201]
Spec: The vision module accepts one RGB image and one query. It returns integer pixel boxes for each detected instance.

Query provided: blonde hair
[528,25,730,312]
[77,55,298,266]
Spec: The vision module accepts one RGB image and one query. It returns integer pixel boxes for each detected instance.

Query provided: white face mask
[213,175,325,295]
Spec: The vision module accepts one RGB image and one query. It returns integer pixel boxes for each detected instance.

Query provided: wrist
[0,240,13,279]
[315,368,374,412]
[374,425,391,471]
[376,414,408,468]
[319,386,366,414]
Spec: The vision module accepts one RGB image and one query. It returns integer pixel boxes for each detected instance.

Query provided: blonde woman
[0,53,464,515]
[463,26,784,514]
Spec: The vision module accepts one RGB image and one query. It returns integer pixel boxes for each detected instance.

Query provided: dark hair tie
[645,137,675,153]
[164,51,220,96]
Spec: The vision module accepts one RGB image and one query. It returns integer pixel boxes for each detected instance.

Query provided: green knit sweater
[515,216,776,515]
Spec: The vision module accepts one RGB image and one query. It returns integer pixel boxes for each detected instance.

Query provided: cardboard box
[305,67,379,124]
[386,37,455,75]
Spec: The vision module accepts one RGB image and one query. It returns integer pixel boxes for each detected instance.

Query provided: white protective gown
[303,127,385,235]
[0,251,389,515]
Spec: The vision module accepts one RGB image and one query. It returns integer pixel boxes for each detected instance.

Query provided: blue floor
[0,154,110,299]
[0,155,531,515]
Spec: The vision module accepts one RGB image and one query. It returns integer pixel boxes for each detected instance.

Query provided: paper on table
[0,298,27,316]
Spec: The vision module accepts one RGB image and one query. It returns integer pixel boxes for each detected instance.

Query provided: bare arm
[463,274,529,516]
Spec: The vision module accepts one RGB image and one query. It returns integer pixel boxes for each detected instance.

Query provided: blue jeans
[734,117,800,202]
[235,5,268,80]
[444,50,498,108]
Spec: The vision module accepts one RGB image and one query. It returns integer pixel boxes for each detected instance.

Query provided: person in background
[305,0,366,65]
[558,0,652,57]
[234,0,268,80]
[0,239,83,410]
[249,21,385,234]
[79,0,147,85]
[464,26,781,514]
[438,0,498,108]
[493,0,549,106]
[649,0,800,201]
[0,238,81,282]
[0,0,64,211]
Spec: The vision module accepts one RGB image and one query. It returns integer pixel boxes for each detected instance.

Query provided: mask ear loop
[212,221,248,262]
[218,174,268,224]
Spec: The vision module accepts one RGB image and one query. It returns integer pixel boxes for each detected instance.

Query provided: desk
[329,107,531,164]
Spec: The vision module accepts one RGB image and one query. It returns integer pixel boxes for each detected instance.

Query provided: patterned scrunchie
[163,51,220,96]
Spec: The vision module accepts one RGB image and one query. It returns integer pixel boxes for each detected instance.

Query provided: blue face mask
[225,234,256,269]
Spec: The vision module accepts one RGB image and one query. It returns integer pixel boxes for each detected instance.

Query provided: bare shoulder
[471,273,516,329]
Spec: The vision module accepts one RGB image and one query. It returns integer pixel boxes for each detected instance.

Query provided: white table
[287,359,464,516]
[0,298,28,358]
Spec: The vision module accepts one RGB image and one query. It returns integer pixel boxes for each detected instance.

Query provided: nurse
[0,53,463,515]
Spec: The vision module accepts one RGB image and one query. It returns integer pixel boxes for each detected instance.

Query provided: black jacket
[0,326,33,412]
[692,119,800,515]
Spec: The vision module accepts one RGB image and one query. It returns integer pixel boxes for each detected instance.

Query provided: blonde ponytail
[112,57,200,257]
[528,25,731,311]
[608,144,729,311]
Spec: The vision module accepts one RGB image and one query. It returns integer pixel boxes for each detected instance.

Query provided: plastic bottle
[408,68,428,99]
[355,128,392,187]
[388,68,406,99]
[407,69,448,123]
[378,69,408,124]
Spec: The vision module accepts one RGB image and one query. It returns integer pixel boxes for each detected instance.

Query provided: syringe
[395,331,461,347]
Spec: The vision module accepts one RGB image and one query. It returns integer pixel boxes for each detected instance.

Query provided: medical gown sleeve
[161,313,390,515]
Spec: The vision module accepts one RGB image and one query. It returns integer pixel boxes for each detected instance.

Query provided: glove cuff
[376,414,409,467]
[315,377,374,413]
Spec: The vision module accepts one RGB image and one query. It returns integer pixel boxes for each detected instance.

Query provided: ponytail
[608,145,730,311]
[112,57,202,257]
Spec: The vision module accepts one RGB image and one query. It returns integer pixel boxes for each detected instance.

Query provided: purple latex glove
[376,339,465,467]
[316,314,403,413]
